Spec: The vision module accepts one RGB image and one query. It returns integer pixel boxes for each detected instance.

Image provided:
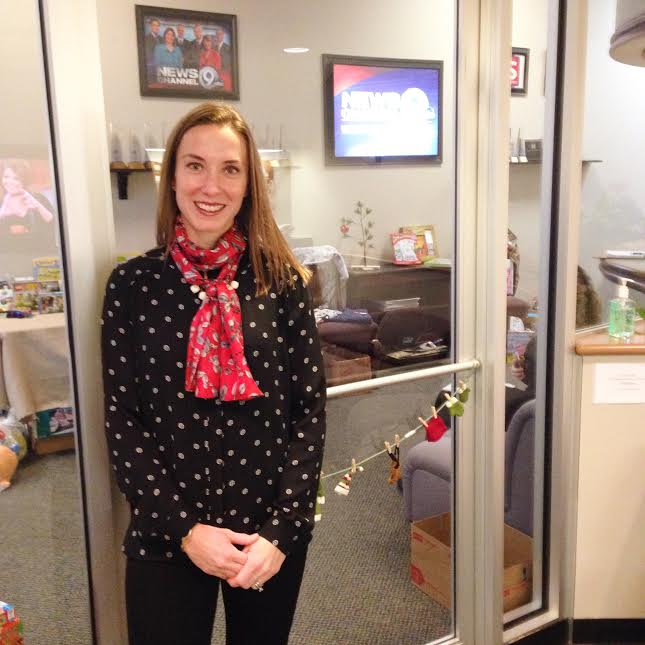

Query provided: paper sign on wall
[593,363,645,404]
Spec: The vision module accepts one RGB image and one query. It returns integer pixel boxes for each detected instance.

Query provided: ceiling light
[283,47,309,54]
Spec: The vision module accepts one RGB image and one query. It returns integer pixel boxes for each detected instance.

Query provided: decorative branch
[340,200,375,267]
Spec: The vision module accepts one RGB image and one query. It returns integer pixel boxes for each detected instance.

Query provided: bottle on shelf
[108,122,126,170]
[608,278,636,340]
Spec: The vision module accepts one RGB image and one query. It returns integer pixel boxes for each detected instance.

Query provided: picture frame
[135,5,239,100]
[511,47,529,96]
[399,225,439,262]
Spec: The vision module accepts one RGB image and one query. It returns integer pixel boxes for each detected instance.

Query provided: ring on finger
[251,581,264,592]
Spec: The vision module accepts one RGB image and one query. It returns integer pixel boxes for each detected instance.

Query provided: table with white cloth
[0,313,71,421]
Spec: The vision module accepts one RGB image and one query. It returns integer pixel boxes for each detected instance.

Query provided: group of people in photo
[144,17,232,90]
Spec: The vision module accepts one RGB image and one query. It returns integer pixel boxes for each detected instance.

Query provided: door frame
[39,0,588,643]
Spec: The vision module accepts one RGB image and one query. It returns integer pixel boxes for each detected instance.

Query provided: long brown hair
[156,102,309,294]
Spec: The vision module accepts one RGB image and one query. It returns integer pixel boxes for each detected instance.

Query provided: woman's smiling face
[173,123,248,249]
[2,167,23,195]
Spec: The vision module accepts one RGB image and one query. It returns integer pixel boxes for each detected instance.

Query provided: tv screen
[0,154,57,268]
[323,54,443,165]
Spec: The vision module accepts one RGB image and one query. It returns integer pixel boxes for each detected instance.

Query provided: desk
[0,313,71,421]
[330,264,452,377]
[346,263,451,318]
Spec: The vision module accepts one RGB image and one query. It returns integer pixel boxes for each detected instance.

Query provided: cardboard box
[35,407,74,439]
[322,345,371,386]
[411,513,533,612]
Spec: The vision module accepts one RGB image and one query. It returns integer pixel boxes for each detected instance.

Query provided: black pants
[126,547,308,645]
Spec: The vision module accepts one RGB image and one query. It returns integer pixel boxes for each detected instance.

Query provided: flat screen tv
[322,54,443,165]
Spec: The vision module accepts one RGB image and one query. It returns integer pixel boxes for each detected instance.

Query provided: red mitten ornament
[419,413,448,442]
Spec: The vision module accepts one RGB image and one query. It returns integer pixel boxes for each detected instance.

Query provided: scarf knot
[170,220,263,402]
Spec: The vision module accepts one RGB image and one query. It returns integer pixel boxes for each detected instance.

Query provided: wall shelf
[109,163,155,200]
[109,148,293,200]
[509,159,602,166]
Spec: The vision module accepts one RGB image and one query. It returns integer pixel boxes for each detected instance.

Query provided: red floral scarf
[170,219,263,401]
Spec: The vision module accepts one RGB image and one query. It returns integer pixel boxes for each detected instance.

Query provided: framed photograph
[135,5,239,100]
[399,225,439,262]
[511,47,529,96]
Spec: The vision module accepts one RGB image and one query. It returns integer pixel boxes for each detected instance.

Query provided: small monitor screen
[323,55,442,165]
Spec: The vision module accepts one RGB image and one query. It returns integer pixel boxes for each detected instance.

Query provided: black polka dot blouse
[101,248,326,562]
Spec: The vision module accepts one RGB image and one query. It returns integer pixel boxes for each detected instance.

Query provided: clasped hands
[182,523,285,589]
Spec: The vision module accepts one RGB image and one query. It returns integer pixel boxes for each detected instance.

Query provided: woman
[152,27,183,70]
[101,103,326,645]
[0,160,54,227]
[199,34,222,72]
[0,159,56,263]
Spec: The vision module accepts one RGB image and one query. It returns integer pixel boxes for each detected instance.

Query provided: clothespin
[444,392,465,417]
[386,437,401,485]
[431,406,438,419]
[457,380,471,403]
[335,458,363,496]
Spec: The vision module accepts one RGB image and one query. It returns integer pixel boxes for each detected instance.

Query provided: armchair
[402,398,535,536]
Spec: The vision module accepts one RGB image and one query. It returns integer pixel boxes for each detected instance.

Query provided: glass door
[0,1,93,643]
[38,0,590,643]
[110,3,467,643]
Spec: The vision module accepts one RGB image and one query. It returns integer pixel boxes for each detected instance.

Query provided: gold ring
[252,581,264,592]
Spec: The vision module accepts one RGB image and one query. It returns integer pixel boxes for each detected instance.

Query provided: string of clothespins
[315,380,471,522]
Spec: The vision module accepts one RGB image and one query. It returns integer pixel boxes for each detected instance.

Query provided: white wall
[510,1,549,142]
[0,3,50,149]
[97,0,555,306]
[580,0,645,314]
[508,0,549,304]
[97,0,457,261]
[0,1,61,276]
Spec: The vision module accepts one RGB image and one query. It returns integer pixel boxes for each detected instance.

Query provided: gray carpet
[214,377,453,644]
[1,378,454,645]
[0,451,92,644]
[290,379,451,645]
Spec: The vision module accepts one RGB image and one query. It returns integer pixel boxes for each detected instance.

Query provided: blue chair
[402,398,535,536]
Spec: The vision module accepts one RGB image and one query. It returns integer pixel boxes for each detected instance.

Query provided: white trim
[549,0,589,625]
[503,0,590,640]
[41,1,124,643]
[453,1,484,643]
[474,0,512,643]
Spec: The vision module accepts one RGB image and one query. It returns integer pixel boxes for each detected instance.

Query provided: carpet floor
[1,377,454,645]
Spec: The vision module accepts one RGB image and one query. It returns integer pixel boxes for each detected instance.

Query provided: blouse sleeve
[101,263,198,541]
[259,273,327,554]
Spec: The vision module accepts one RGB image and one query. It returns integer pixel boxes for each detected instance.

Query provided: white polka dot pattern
[101,249,326,560]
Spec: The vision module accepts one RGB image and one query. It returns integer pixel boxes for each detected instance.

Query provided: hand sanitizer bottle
[608,279,636,339]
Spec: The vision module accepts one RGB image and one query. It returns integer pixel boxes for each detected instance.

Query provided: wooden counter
[573,318,645,619]
[575,319,645,355]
